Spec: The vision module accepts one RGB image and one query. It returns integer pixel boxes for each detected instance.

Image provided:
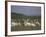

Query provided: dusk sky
[11,5,41,16]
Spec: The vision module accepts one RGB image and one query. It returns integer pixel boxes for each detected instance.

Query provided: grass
[11,25,41,31]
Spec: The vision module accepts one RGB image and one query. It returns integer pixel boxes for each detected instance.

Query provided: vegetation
[11,12,41,31]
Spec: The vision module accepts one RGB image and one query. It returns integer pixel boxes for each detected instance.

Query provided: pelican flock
[11,19,40,27]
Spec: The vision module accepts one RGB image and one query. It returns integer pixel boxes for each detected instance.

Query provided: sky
[11,5,41,16]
